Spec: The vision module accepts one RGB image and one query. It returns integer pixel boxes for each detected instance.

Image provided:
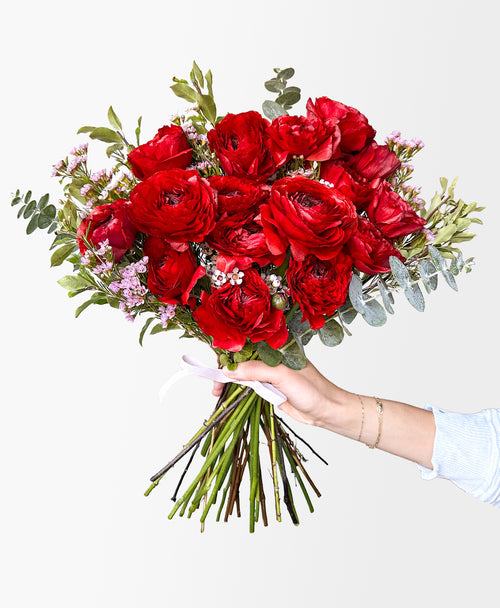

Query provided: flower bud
[271,293,288,310]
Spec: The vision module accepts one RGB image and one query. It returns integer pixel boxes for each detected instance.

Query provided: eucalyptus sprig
[262,67,301,120]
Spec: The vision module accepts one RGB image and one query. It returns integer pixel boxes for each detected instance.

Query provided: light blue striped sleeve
[418,407,500,508]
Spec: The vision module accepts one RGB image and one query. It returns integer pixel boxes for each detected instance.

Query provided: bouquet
[11,62,482,532]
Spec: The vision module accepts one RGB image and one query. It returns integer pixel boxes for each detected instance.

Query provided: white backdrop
[1,1,499,606]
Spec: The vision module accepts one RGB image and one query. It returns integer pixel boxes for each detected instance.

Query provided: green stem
[249,397,262,533]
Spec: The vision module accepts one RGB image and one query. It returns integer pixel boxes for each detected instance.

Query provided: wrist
[315,389,361,440]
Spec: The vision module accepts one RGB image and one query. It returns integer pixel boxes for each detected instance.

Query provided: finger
[222,360,287,386]
[212,381,224,397]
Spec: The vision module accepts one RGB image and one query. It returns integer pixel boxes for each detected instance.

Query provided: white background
[1,1,499,606]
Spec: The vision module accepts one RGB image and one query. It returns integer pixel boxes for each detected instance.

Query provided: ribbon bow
[159,355,287,407]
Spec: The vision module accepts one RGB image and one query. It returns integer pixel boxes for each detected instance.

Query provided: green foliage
[257,341,283,367]
[262,67,301,120]
[11,190,58,235]
[318,318,344,347]
[170,61,218,126]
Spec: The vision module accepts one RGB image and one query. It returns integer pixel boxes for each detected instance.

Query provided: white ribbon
[159,355,287,407]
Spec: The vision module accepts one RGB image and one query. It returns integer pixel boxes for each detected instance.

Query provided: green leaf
[57,275,88,291]
[106,143,124,157]
[439,177,448,193]
[451,232,476,243]
[348,274,366,313]
[107,106,122,130]
[23,200,37,219]
[197,93,217,124]
[318,318,344,347]
[205,70,213,97]
[389,256,410,288]
[135,115,142,146]
[191,61,204,88]
[277,68,295,80]
[17,205,26,219]
[11,194,22,206]
[38,193,50,211]
[287,308,310,337]
[139,317,155,346]
[26,213,40,234]
[449,252,464,276]
[50,243,76,267]
[39,204,57,226]
[75,293,107,318]
[433,223,457,245]
[360,299,387,327]
[170,82,198,103]
[262,100,287,120]
[77,126,96,134]
[150,323,167,335]
[404,283,425,312]
[280,340,306,370]
[24,191,32,204]
[89,127,122,144]
[264,78,286,93]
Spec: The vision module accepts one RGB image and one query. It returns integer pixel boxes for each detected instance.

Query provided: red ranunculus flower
[287,252,352,329]
[266,114,340,167]
[366,182,426,239]
[346,216,404,274]
[319,161,373,209]
[129,169,216,250]
[207,111,275,180]
[193,268,288,352]
[127,124,192,180]
[143,237,205,306]
[261,176,358,262]
[306,97,376,153]
[208,175,270,221]
[77,199,137,262]
[348,141,400,181]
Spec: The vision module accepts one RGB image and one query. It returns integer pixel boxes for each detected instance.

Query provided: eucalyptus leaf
[280,341,307,370]
[318,318,344,347]
[404,283,425,312]
[24,191,32,204]
[26,214,40,234]
[38,193,50,210]
[428,245,445,271]
[300,330,315,346]
[262,100,287,120]
[418,259,438,292]
[89,127,122,144]
[360,299,387,327]
[442,269,458,291]
[377,278,394,314]
[287,308,310,336]
[257,341,283,367]
[107,106,123,130]
[339,300,358,324]
[276,90,301,106]
[389,256,410,288]
[348,274,365,313]
[264,78,286,93]
[277,68,295,80]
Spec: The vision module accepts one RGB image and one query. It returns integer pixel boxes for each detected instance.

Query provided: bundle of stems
[145,382,327,532]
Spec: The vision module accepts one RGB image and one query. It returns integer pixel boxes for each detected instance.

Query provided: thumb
[222,360,286,386]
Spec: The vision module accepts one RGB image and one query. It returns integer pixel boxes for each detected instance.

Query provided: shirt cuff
[418,406,500,505]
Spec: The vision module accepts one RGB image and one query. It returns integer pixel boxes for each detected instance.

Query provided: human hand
[212,359,357,431]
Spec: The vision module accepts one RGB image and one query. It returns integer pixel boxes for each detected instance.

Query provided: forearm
[317,390,436,469]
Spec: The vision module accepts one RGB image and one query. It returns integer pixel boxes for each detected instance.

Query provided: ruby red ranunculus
[129,169,216,250]
[266,114,340,168]
[193,268,288,351]
[367,182,426,239]
[143,237,205,305]
[349,141,400,181]
[208,175,270,221]
[127,124,192,181]
[346,216,404,274]
[306,97,376,153]
[287,252,352,329]
[261,176,358,262]
[319,161,373,210]
[207,111,276,180]
[77,199,137,262]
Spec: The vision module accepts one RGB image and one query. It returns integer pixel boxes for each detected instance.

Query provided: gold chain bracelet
[366,397,383,449]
